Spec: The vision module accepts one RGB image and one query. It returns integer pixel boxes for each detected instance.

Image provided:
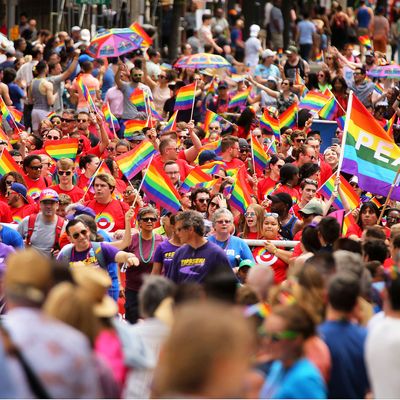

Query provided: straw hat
[4,249,52,303]
[72,267,118,318]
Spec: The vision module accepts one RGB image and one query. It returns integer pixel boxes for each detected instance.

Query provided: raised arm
[247,75,280,98]
[183,120,202,163]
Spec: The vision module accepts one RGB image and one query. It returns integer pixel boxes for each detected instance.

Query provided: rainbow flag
[251,134,270,173]
[295,69,304,86]
[279,103,297,128]
[142,161,181,213]
[174,82,196,111]
[203,109,222,138]
[0,148,23,176]
[206,77,218,97]
[319,97,339,120]
[374,82,384,96]
[124,119,148,138]
[229,166,253,213]
[315,50,324,62]
[342,212,357,236]
[197,140,222,163]
[370,197,382,209]
[47,111,57,120]
[336,115,346,130]
[130,22,153,48]
[199,161,224,175]
[162,111,178,133]
[319,174,360,210]
[359,35,372,48]
[130,87,146,111]
[102,103,120,132]
[0,97,20,131]
[299,90,331,112]
[76,75,97,111]
[260,109,280,140]
[115,141,156,180]
[198,178,221,189]
[385,113,397,136]
[341,93,400,200]
[148,97,163,121]
[44,138,79,161]
[228,88,250,110]
[180,167,213,193]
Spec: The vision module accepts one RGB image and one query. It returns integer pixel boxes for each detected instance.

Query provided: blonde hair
[243,204,264,238]
[94,173,116,189]
[57,158,74,170]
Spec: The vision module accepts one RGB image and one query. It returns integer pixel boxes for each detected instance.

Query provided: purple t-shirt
[153,239,180,276]
[166,240,232,284]
[58,242,118,266]
[0,243,15,276]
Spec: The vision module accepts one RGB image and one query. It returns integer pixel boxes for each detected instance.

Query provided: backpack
[26,213,64,249]
[61,241,108,270]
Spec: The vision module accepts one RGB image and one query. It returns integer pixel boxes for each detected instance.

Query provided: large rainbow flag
[251,135,270,173]
[228,88,250,110]
[174,83,196,111]
[279,103,297,128]
[342,93,400,200]
[124,119,148,138]
[142,161,181,213]
[115,141,156,180]
[0,148,23,176]
[102,103,120,132]
[130,87,146,111]
[44,138,79,161]
[180,167,213,193]
[299,90,331,112]
[203,109,222,138]
[260,109,280,140]
[229,166,253,213]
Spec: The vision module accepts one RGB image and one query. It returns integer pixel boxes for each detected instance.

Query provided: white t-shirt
[366,316,400,398]
[244,37,261,67]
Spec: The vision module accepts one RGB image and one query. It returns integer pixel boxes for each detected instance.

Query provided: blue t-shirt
[208,235,254,268]
[167,241,232,284]
[318,320,369,399]
[298,20,316,45]
[8,83,25,111]
[0,225,24,248]
[260,358,326,399]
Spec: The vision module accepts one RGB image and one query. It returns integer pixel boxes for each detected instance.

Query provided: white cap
[80,29,91,43]
[267,75,277,82]
[349,176,359,184]
[71,26,81,32]
[249,24,260,37]
[262,49,276,58]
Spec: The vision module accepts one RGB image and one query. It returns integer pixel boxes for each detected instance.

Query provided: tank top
[357,7,371,28]
[31,78,50,111]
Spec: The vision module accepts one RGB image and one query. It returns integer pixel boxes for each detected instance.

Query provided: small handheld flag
[174,83,196,111]
[44,138,79,161]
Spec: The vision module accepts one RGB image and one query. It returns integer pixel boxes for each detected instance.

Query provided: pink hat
[39,188,59,202]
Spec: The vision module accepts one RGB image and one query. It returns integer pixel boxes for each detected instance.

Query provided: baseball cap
[262,49,276,58]
[80,29,91,43]
[78,54,94,63]
[10,183,28,202]
[218,80,228,89]
[268,192,293,208]
[71,26,81,32]
[286,45,298,55]
[66,204,96,220]
[365,50,375,57]
[239,138,249,149]
[300,198,324,216]
[198,150,222,165]
[39,188,59,202]
[267,75,277,83]
[238,259,255,270]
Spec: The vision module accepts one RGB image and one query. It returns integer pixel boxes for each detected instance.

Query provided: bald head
[246,265,274,302]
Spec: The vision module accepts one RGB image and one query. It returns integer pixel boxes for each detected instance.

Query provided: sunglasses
[245,212,256,217]
[216,219,231,224]
[258,328,299,342]
[5,180,14,185]
[107,147,116,152]
[276,164,283,169]
[62,118,75,122]
[123,190,134,196]
[47,135,60,140]
[209,202,219,208]
[78,139,84,143]
[77,119,88,123]
[197,198,209,203]
[295,138,305,143]
[58,170,72,176]
[29,165,42,170]
[133,74,143,78]
[0,141,7,146]
[209,127,220,131]
[140,217,157,222]
[264,212,279,218]
[72,229,88,240]
[254,135,262,139]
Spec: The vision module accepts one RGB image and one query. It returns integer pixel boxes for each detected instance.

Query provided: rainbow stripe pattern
[130,87,146,111]
[279,103,297,128]
[315,50,324,62]
[299,90,331,112]
[115,141,156,180]
[162,111,178,132]
[199,161,224,175]
[385,113,397,136]
[148,97,163,121]
[228,88,250,110]
[76,75,97,111]
[319,96,339,120]
[44,138,79,161]
[359,35,372,48]
[229,166,253,213]
[174,82,196,111]
[124,119,148,138]
[374,83,384,96]
[0,97,19,131]
[142,161,181,213]
[102,103,120,131]
[260,109,280,140]
[0,148,23,176]
[206,77,218,97]
[251,135,270,173]
[204,109,222,138]
[130,22,153,48]
[180,167,213,193]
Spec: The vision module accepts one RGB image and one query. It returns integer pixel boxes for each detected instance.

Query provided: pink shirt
[72,73,100,110]
[105,86,124,118]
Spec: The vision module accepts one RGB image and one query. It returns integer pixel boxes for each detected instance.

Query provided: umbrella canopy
[367,65,400,79]
[87,28,144,58]
[174,53,231,69]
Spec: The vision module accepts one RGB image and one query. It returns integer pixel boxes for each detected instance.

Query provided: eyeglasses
[350,182,359,188]
[72,229,88,240]
[0,141,7,146]
[107,147,115,152]
[133,74,143,78]
[140,217,157,222]
[209,202,219,208]
[29,165,42,170]
[276,164,283,169]
[123,190,134,196]
[77,119,88,123]
[295,138,305,143]
[254,135,262,139]
[5,180,14,185]
[14,160,23,166]
[58,170,72,176]
[197,198,209,203]
[47,135,60,140]
[62,118,75,123]
[216,219,231,224]
[209,126,220,131]
[264,212,279,218]
[245,211,256,217]
[259,328,300,342]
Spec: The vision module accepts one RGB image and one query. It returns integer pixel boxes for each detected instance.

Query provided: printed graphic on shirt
[179,257,206,275]
[95,212,115,233]
[253,247,277,266]
[28,187,41,201]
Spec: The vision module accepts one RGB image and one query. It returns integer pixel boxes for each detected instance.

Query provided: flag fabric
[197,178,221,189]
[299,90,331,112]
[44,138,79,161]
[373,82,384,96]
[370,197,382,208]
[130,22,153,48]
[174,83,196,111]
[260,109,280,140]
[102,103,120,131]
[385,113,397,136]
[115,141,156,180]
[228,88,250,110]
[336,115,346,130]
[315,50,324,62]
[0,148,23,176]
[229,166,253,213]
[179,167,213,193]
[199,161,224,175]
[124,120,148,138]
[47,111,57,120]
[319,96,339,120]
[342,93,400,200]
[0,97,20,131]
[142,161,181,213]
[203,109,222,138]
[76,75,97,111]
[279,103,297,128]
[251,135,270,173]
[148,97,163,121]
[206,77,218,97]
[129,87,146,111]
[196,140,222,163]
[359,35,372,48]
[162,111,178,132]
[319,174,360,210]
[342,212,357,236]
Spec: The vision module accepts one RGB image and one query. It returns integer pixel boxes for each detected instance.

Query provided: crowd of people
[1,1,400,399]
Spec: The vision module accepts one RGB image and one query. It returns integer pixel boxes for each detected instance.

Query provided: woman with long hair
[257,155,285,202]
[77,154,100,197]
[346,202,383,239]
[239,204,265,240]
[331,76,348,116]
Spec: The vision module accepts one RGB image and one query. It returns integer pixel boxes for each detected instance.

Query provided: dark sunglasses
[62,118,75,122]
[107,147,116,152]
[72,229,88,239]
[197,198,209,203]
[78,139,84,143]
[209,202,219,208]
[295,138,305,143]
[123,190,134,196]
[58,170,72,176]
[209,126,220,131]
[47,135,60,140]
[5,180,14,185]
[133,74,143,78]
[29,165,42,170]
[77,119,88,123]
[141,217,157,222]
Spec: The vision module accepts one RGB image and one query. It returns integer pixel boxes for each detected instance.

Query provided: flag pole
[377,167,400,224]
[327,87,346,114]
[190,81,197,122]
[107,102,118,139]
[250,134,256,175]
[131,154,154,208]
[80,160,104,201]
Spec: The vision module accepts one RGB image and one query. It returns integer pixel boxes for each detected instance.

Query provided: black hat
[268,192,293,209]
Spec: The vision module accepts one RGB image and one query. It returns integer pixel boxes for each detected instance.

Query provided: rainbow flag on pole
[319,96,339,120]
[0,148,23,176]
[315,50,324,62]
[260,109,280,140]
[203,109,222,138]
[251,135,270,173]
[279,103,297,128]
[229,166,253,213]
[359,35,372,48]
[299,90,331,112]
[206,76,218,97]
[385,113,397,137]
[130,22,153,48]
[130,88,146,111]
[102,103,120,131]
[228,88,250,110]
[174,83,196,111]
[76,75,97,111]
[373,82,384,96]
[0,97,21,131]
[142,161,181,213]
[180,167,213,193]
[115,141,156,180]
[124,120,148,138]
[162,111,178,133]
[44,138,79,161]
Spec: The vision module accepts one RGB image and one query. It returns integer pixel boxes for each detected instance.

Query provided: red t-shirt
[292,230,303,258]
[224,158,244,171]
[85,198,129,233]
[0,200,12,223]
[24,175,51,201]
[319,160,333,187]
[252,245,288,283]
[258,176,278,201]
[10,203,38,224]
[273,184,300,205]
[50,185,85,203]
[153,155,192,180]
